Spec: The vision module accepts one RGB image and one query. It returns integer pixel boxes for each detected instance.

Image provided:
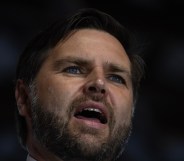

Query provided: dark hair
[15,8,144,148]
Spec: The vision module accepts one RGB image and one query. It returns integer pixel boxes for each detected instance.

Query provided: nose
[83,69,107,98]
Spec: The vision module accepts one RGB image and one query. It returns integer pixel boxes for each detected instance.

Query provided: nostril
[88,86,97,92]
[101,89,105,94]
[88,86,106,94]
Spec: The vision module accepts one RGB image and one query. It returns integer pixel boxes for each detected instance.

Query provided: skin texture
[16,29,134,161]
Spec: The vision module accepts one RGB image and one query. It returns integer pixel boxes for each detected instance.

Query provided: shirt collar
[26,155,37,161]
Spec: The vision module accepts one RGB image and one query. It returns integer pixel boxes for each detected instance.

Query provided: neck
[26,137,63,161]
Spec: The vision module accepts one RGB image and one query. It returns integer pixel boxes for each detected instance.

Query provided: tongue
[75,115,101,123]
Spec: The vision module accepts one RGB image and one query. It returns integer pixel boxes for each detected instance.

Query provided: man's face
[30,29,134,161]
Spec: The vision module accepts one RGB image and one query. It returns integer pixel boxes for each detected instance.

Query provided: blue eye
[64,66,81,74]
[108,75,125,84]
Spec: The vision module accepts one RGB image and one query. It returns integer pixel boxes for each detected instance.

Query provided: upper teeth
[83,108,102,113]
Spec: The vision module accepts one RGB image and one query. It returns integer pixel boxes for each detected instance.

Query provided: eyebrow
[52,56,131,77]
[104,62,131,76]
[52,56,91,71]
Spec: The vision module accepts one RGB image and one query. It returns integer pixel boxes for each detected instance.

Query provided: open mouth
[74,103,108,124]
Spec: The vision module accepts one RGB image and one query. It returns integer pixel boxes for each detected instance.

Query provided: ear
[15,79,31,118]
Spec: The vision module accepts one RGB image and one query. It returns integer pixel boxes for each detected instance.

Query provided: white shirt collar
[26,155,37,161]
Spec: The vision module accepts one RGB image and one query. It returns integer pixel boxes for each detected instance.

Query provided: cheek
[115,102,132,125]
[36,76,83,111]
[109,87,133,124]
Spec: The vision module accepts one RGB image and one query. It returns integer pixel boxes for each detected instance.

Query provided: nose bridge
[83,66,107,96]
[89,66,105,84]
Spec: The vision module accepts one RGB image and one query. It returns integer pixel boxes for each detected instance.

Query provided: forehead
[46,29,131,69]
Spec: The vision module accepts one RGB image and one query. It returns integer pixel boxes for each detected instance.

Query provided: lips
[74,101,108,125]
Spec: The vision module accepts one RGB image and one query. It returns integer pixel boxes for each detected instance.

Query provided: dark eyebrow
[52,56,131,77]
[52,56,91,71]
[105,63,131,76]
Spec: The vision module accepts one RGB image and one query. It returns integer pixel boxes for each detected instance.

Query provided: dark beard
[31,95,132,161]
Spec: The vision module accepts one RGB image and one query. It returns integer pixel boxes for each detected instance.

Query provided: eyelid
[63,65,88,75]
[63,66,80,73]
[107,74,127,85]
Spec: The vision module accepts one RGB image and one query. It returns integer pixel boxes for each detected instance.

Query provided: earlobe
[15,79,31,117]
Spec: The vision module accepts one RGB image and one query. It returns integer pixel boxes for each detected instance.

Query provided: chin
[68,119,110,145]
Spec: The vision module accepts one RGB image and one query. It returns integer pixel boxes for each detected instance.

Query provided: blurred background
[0,0,184,161]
